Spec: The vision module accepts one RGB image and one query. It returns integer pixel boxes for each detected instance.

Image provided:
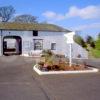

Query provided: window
[51,43,56,50]
[33,31,38,36]
[34,39,43,50]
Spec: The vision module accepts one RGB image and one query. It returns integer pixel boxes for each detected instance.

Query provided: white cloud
[42,11,65,21]
[72,23,100,30]
[66,5,100,19]
[42,5,100,20]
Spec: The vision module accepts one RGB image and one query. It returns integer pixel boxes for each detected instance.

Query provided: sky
[0,0,100,38]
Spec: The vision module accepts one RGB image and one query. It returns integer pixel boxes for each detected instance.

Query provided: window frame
[51,43,56,50]
[33,39,43,50]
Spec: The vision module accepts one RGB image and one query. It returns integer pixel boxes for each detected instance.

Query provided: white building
[0,22,88,58]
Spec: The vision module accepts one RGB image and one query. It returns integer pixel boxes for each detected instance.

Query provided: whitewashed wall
[1,30,33,55]
[64,43,88,59]
[61,34,88,59]
[38,31,65,54]
[0,30,88,58]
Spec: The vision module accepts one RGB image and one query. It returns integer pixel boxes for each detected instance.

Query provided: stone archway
[3,36,22,55]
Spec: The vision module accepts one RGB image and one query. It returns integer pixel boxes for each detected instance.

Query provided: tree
[74,35,87,48]
[90,42,95,48]
[86,35,94,44]
[86,35,95,48]
[0,5,15,22]
[13,14,38,23]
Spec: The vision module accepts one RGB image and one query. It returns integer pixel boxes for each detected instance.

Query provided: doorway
[3,36,22,55]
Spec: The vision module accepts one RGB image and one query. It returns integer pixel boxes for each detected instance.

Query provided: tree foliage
[90,42,95,48]
[74,35,87,48]
[0,5,15,22]
[13,14,38,23]
[86,35,95,48]
[86,35,94,44]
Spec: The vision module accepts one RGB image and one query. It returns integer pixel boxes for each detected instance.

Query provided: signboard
[64,32,75,44]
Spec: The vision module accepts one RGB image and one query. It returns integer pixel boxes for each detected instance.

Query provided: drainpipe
[0,29,3,56]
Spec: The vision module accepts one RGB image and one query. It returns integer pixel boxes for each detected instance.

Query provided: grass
[87,44,100,58]
[90,49,100,58]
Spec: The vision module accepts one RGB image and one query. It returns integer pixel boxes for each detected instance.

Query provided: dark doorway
[3,36,22,56]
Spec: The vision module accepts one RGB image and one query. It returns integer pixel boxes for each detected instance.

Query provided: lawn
[90,49,100,58]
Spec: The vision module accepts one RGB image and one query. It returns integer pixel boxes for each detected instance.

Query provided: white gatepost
[69,43,72,66]
[64,32,75,66]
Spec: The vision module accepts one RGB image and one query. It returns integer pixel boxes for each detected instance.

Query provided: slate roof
[0,22,71,32]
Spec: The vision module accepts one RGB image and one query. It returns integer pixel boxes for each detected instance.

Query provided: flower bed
[33,64,99,75]
[38,61,89,71]
[33,50,99,75]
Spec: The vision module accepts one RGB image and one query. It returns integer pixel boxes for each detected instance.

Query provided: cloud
[72,23,100,30]
[42,11,65,21]
[42,5,100,20]
[66,5,100,19]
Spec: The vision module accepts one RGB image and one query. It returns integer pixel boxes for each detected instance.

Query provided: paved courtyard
[0,56,100,100]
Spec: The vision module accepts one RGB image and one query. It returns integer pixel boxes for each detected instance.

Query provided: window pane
[33,31,38,36]
[34,39,43,50]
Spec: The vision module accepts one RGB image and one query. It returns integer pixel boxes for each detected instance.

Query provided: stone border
[33,65,99,75]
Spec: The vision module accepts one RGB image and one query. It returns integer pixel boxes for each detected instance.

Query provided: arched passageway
[3,36,22,55]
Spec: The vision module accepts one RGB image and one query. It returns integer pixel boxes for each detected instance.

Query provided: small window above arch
[33,31,38,36]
